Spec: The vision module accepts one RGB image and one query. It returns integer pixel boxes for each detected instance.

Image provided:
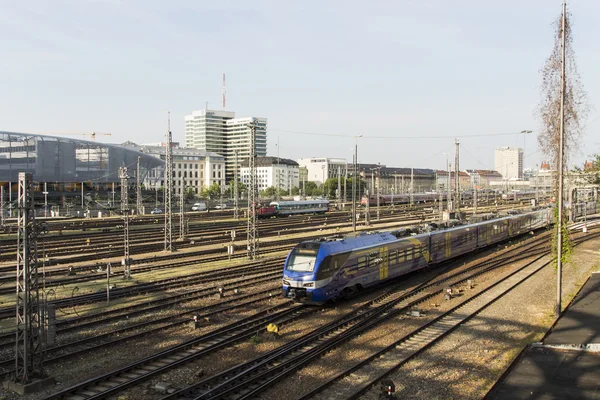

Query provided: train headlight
[303,282,314,288]
[282,280,290,286]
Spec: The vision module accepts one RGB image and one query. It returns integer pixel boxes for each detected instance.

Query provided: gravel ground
[357,234,600,400]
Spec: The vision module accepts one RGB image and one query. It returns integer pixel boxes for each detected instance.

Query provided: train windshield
[286,249,318,272]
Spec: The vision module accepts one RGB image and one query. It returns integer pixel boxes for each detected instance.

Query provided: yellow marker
[266,323,279,334]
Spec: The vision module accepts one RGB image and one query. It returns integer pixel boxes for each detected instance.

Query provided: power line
[268,128,530,140]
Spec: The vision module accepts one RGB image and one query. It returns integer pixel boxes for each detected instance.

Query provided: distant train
[257,199,330,218]
[361,192,476,207]
[282,207,554,304]
[501,190,541,201]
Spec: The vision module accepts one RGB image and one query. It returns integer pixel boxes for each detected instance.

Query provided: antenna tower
[247,119,258,259]
[15,172,44,384]
[164,113,173,251]
[454,138,460,216]
[119,167,131,279]
[179,175,185,240]
[136,157,142,214]
[222,73,226,110]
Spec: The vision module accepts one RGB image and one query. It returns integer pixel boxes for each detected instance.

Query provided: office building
[494,147,523,180]
[240,157,299,192]
[184,109,267,182]
[122,142,225,195]
[297,158,347,186]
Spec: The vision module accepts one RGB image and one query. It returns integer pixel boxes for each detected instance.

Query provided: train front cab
[282,243,337,303]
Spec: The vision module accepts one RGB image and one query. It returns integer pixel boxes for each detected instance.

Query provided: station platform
[486,272,600,399]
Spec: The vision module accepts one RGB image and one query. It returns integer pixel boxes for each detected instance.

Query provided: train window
[358,256,367,270]
[406,249,413,261]
[390,250,398,264]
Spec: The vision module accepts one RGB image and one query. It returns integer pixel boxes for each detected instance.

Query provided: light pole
[43,182,48,218]
[321,165,326,197]
[352,135,362,232]
[520,130,533,176]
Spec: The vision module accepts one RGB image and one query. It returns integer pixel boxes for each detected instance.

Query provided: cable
[268,128,529,140]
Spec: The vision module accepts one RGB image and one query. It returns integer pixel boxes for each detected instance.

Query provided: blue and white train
[282,208,554,304]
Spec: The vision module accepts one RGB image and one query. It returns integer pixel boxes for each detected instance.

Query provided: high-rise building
[494,147,523,179]
[184,109,267,182]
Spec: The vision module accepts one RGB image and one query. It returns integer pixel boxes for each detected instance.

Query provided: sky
[1,0,599,172]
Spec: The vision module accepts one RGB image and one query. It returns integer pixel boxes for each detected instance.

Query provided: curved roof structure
[0,131,164,183]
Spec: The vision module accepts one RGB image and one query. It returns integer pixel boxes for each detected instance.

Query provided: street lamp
[520,130,533,176]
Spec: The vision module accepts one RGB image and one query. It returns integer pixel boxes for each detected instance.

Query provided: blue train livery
[282,208,555,304]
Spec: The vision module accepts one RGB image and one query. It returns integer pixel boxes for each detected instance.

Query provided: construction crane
[55,132,112,141]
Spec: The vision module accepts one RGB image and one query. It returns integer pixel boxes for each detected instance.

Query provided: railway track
[0,201,524,262]
[38,227,571,400]
[0,210,434,265]
[0,285,286,379]
[0,258,285,320]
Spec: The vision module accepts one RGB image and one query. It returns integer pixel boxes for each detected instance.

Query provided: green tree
[229,180,247,197]
[291,186,300,196]
[303,181,318,196]
[184,187,196,201]
[261,186,278,197]
[201,183,222,200]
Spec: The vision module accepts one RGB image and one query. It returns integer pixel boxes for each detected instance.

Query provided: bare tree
[537,6,589,176]
[537,2,589,317]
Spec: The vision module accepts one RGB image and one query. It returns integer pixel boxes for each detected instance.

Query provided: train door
[445,232,452,258]
[379,246,388,280]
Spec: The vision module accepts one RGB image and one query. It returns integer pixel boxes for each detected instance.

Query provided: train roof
[270,199,329,206]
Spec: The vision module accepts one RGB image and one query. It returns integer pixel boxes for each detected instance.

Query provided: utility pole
[15,172,45,385]
[234,150,239,220]
[448,163,452,212]
[455,138,460,216]
[474,187,478,216]
[337,166,341,209]
[376,168,380,221]
[247,119,259,259]
[556,0,567,318]
[352,135,362,232]
[439,184,444,220]
[136,156,142,215]
[344,166,348,205]
[410,168,414,206]
[365,189,370,226]
[276,137,281,202]
[164,112,173,252]
[179,175,185,240]
[1,186,4,227]
[119,167,131,279]
[392,173,396,210]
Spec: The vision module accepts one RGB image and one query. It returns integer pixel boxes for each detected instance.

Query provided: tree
[229,180,247,197]
[291,186,300,196]
[537,3,589,317]
[581,155,600,185]
[184,187,196,201]
[303,181,319,196]
[537,11,589,172]
[261,186,278,198]
[201,182,222,200]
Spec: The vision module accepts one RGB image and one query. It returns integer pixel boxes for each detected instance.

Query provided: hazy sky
[1,0,599,171]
